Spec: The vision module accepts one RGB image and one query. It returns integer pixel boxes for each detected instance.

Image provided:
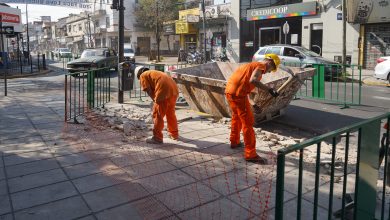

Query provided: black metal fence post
[29,55,33,73]
[42,54,46,70]
[37,53,40,71]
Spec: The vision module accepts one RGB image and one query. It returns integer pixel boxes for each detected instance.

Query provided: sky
[8,4,85,22]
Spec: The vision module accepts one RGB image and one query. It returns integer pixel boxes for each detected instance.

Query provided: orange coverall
[140,70,179,141]
[225,62,267,159]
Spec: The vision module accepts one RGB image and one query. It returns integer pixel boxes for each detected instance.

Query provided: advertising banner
[247,1,317,21]
[0,0,92,9]
[0,5,22,32]
[347,0,390,23]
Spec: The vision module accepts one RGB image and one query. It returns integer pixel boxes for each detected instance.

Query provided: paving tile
[0,180,7,196]
[83,182,149,212]
[0,214,12,220]
[2,143,48,155]
[179,198,252,220]
[64,159,118,179]
[50,143,89,157]
[14,196,90,220]
[165,151,220,168]
[6,159,59,178]
[11,181,78,211]
[0,157,3,168]
[72,169,132,194]
[203,169,258,196]
[0,167,4,181]
[77,215,95,220]
[123,159,177,180]
[0,136,43,146]
[156,182,220,213]
[267,198,328,220]
[0,195,11,215]
[4,150,53,166]
[137,170,195,194]
[8,168,68,193]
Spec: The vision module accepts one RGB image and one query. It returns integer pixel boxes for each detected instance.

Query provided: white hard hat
[135,66,149,79]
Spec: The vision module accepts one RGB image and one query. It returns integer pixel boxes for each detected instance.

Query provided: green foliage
[134,0,185,31]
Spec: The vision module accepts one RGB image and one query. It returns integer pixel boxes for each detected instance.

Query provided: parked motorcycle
[186,50,204,64]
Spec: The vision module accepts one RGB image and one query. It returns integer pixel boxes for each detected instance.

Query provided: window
[265,47,281,55]
[257,47,267,55]
[95,21,99,28]
[68,25,71,32]
[106,17,110,28]
[283,47,299,57]
[78,24,82,31]
[73,25,76,32]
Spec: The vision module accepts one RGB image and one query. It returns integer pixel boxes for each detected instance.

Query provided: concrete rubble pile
[92,103,154,140]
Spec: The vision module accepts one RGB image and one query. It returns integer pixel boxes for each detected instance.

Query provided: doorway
[310,23,323,55]
[259,27,281,47]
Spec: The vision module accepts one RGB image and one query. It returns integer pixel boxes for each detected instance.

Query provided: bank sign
[247,1,317,21]
[0,5,22,33]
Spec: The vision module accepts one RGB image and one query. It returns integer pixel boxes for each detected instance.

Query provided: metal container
[170,62,315,123]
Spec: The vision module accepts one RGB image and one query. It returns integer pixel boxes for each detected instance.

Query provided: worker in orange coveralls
[225,54,281,163]
[135,66,179,144]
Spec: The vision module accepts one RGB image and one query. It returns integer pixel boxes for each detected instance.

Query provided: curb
[362,79,390,87]
[0,69,51,79]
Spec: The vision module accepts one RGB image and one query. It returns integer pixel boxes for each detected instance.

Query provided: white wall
[302,0,360,64]
[229,0,240,62]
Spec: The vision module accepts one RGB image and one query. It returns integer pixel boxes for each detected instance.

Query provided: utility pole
[0,15,7,96]
[201,0,206,63]
[114,0,125,103]
[87,14,92,48]
[342,0,347,74]
[26,3,30,65]
[156,1,160,62]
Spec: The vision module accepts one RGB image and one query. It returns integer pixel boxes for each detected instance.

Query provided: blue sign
[337,13,343,20]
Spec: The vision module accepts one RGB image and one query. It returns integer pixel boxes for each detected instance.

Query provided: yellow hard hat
[264,53,280,72]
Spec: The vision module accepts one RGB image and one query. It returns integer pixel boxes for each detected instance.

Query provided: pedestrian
[225,54,281,163]
[135,66,179,144]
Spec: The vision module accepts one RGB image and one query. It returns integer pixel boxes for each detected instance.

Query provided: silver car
[252,44,341,78]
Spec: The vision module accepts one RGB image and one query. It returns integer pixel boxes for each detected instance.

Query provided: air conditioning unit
[205,6,219,19]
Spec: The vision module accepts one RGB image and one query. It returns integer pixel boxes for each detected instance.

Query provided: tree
[135,0,184,61]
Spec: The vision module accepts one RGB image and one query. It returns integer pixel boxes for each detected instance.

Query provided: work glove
[268,88,279,98]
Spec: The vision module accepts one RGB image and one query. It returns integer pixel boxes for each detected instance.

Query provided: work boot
[245,155,267,164]
[230,142,243,149]
[168,134,179,141]
[146,136,163,144]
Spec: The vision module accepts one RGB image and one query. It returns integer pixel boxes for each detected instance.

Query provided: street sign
[2,26,14,35]
[282,21,290,34]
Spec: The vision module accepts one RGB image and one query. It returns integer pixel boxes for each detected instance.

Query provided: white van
[124,43,135,63]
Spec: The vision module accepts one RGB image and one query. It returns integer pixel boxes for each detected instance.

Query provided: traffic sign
[283,21,290,35]
[2,26,14,35]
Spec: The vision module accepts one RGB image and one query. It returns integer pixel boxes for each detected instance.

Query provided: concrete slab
[4,150,53,166]
[178,198,253,220]
[2,143,48,155]
[72,169,132,194]
[95,201,143,220]
[8,168,68,193]
[6,159,59,178]
[83,182,149,212]
[137,170,195,194]
[165,151,220,169]
[123,159,177,180]
[0,214,12,220]
[14,196,90,220]
[0,194,11,215]
[0,169,4,181]
[267,198,329,220]
[155,182,220,213]
[11,181,78,211]
[63,159,118,179]
[0,180,7,196]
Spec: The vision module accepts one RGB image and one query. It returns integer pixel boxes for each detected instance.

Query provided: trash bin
[119,62,135,91]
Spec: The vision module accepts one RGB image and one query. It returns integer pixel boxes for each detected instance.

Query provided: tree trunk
[166,35,171,53]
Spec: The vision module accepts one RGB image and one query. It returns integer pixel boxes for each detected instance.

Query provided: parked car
[66,48,118,73]
[374,56,390,83]
[252,44,341,78]
[124,43,135,63]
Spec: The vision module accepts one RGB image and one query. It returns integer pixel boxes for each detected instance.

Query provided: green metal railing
[275,113,390,220]
[283,62,362,107]
[64,67,111,123]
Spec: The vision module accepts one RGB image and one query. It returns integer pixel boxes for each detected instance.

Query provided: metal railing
[0,54,47,76]
[275,113,390,220]
[129,62,190,100]
[283,62,362,107]
[64,68,111,123]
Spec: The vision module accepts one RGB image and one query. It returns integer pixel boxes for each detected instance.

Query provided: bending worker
[225,54,280,163]
[135,66,179,144]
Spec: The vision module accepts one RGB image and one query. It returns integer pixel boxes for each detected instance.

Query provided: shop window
[265,46,282,55]
[283,47,299,57]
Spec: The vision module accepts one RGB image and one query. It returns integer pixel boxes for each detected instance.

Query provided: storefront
[240,1,317,61]
[176,9,199,53]
[347,0,390,69]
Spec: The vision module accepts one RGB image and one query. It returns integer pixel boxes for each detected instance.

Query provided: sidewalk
[0,69,388,219]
